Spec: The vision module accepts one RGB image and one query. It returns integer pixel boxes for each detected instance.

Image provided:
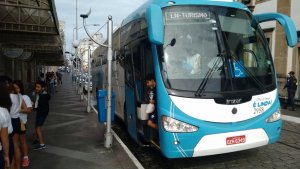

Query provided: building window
[298,31,300,42]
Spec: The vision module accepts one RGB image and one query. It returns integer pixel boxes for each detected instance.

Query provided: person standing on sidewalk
[10,80,28,169]
[13,81,32,167]
[283,71,298,111]
[0,77,14,168]
[0,82,12,169]
[33,81,50,150]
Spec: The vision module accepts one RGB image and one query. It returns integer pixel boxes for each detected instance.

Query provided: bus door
[139,40,157,142]
[124,43,142,142]
[124,39,154,143]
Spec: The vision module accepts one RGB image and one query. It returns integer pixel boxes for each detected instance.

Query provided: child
[13,80,33,167]
[146,74,158,129]
[33,81,50,150]
[11,80,28,169]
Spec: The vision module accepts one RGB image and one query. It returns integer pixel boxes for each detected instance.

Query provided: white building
[78,32,103,72]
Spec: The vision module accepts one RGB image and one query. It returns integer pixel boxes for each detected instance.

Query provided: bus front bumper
[192,128,268,157]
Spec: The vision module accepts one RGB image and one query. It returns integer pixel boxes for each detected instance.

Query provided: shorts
[11,118,21,134]
[35,115,48,127]
[20,122,27,135]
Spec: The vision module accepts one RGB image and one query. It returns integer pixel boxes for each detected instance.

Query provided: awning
[0,0,64,65]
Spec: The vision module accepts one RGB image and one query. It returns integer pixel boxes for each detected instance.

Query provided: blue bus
[92,0,297,158]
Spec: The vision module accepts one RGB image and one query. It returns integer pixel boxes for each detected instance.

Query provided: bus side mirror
[146,4,164,45]
[254,13,297,47]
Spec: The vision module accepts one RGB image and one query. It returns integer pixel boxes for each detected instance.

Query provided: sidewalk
[280,99,300,118]
[25,73,138,169]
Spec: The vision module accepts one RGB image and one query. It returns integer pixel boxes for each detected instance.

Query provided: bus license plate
[226,135,246,145]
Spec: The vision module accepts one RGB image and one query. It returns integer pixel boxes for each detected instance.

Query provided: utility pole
[104,16,113,148]
[80,10,114,148]
[75,0,79,93]
[87,42,91,113]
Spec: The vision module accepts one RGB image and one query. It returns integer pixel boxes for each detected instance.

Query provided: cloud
[54,0,147,51]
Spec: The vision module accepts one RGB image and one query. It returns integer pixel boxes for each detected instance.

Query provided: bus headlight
[162,116,198,132]
[266,109,281,123]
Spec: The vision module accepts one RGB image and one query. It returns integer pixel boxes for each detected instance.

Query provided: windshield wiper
[195,54,224,97]
[195,11,233,97]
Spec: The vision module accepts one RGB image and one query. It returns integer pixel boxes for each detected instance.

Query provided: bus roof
[121,0,248,26]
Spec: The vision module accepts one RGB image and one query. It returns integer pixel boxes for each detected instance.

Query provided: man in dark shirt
[146,74,158,129]
[283,71,297,111]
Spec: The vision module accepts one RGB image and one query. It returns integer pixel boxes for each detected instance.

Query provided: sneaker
[32,139,39,145]
[22,157,30,167]
[34,144,46,150]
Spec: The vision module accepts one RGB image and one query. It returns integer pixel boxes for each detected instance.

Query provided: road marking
[112,130,144,169]
[51,112,86,118]
[44,119,87,130]
[42,145,113,166]
[282,115,300,124]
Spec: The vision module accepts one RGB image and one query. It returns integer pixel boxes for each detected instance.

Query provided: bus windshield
[160,6,276,96]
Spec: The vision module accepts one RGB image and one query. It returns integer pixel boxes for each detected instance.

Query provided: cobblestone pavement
[113,116,300,169]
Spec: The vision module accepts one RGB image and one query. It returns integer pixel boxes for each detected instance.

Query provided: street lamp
[73,24,100,100]
[65,51,76,86]
[80,10,113,148]
[73,24,100,43]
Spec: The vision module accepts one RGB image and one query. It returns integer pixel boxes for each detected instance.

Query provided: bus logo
[226,99,242,104]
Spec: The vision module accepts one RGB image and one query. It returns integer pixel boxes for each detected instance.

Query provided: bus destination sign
[165,12,210,21]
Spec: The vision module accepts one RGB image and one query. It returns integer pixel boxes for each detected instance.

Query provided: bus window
[124,45,134,87]
[143,41,154,79]
[142,40,154,103]
[127,42,143,103]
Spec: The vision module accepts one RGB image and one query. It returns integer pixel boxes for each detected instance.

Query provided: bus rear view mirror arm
[254,13,297,47]
[146,4,164,45]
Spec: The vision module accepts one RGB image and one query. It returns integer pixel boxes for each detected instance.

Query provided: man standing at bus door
[146,74,158,129]
[283,71,298,111]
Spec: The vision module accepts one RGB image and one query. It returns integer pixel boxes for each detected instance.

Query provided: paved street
[25,73,138,169]
[113,102,300,169]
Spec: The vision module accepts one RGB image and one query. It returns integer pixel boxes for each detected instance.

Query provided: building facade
[251,0,300,98]
[77,32,103,72]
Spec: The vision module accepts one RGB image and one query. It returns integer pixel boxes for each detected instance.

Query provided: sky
[54,0,147,52]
